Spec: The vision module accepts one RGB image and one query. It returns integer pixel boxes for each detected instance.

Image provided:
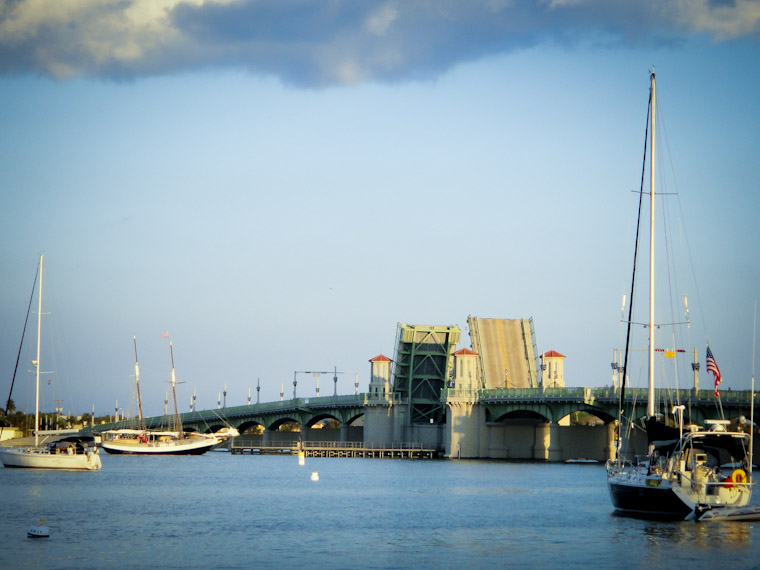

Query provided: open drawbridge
[467,316,538,389]
[391,324,461,425]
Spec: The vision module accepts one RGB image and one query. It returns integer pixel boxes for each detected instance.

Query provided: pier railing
[230,438,429,450]
[229,438,437,458]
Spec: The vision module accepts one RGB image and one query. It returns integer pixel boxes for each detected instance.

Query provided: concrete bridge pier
[444,401,485,459]
[262,428,271,446]
[604,422,616,461]
[533,423,549,460]
[363,404,395,445]
[533,422,562,461]
[548,422,562,462]
[340,424,349,443]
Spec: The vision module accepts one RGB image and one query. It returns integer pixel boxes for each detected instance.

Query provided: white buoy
[310,471,319,481]
[28,518,49,538]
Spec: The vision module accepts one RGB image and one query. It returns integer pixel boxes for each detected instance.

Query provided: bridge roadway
[99,387,754,435]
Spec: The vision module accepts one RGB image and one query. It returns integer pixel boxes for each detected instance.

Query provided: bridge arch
[493,409,550,423]
[202,422,230,434]
[557,404,616,425]
[304,413,340,428]
[344,413,364,426]
[268,417,302,432]
[238,420,265,434]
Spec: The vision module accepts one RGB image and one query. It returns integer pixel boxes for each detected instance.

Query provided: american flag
[706,346,722,397]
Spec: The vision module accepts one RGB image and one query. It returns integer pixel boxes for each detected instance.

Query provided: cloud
[0,0,758,85]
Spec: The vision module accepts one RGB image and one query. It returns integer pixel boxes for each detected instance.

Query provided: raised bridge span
[95,387,755,461]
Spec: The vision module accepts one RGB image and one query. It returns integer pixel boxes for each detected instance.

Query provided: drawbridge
[468,316,538,389]
[391,324,461,425]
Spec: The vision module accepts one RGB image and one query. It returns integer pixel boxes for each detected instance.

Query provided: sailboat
[605,72,753,519]
[100,339,225,455]
[0,255,102,470]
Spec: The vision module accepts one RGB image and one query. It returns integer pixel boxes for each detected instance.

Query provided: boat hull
[101,438,221,455]
[0,447,102,470]
[607,478,692,519]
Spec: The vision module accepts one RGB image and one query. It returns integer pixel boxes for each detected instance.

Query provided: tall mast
[34,255,43,447]
[647,71,656,419]
[169,341,182,434]
[133,336,145,430]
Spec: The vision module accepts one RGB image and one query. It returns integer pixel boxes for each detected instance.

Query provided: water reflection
[611,513,757,550]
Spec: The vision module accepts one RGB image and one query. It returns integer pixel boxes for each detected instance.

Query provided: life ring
[731,468,747,486]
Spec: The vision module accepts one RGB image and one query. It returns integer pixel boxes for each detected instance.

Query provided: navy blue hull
[608,480,691,520]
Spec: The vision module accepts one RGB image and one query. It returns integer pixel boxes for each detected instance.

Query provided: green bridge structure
[93,386,756,461]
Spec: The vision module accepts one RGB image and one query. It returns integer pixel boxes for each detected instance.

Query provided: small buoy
[298,451,305,466]
[28,518,49,538]
[310,471,319,481]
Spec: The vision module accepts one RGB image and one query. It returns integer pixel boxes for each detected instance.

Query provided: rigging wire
[1,260,40,430]
[616,85,652,457]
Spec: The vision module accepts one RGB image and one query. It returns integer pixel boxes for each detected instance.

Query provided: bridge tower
[540,350,566,388]
[364,354,396,445]
[444,348,487,458]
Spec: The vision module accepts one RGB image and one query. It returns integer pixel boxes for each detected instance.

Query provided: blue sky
[1,1,759,418]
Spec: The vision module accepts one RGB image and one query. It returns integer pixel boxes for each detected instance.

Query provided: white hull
[0,446,102,470]
[100,430,222,455]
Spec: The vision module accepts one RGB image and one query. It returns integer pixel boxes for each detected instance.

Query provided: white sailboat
[605,72,752,519]
[100,339,225,455]
[0,255,102,470]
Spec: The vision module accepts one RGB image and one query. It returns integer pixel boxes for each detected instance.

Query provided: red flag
[161,331,169,338]
[706,346,722,397]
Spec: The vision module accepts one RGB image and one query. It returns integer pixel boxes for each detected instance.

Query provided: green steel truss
[392,324,461,424]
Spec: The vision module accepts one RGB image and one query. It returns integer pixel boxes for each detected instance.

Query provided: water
[2,453,759,569]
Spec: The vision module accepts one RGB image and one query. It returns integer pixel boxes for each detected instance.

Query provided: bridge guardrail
[445,386,756,406]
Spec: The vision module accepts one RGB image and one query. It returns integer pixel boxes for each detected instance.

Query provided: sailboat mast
[169,341,182,434]
[133,336,145,430]
[647,71,656,419]
[34,255,43,447]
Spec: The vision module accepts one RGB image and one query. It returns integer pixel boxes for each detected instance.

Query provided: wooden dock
[230,439,438,459]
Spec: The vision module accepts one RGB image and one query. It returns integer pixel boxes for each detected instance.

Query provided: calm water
[1,453,759,569]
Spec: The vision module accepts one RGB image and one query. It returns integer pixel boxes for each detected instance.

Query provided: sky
[1,0,759,419]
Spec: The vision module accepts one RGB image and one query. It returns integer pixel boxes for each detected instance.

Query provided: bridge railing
[188,394,368,421]
[364,392,403,405]
[445,386,757,407]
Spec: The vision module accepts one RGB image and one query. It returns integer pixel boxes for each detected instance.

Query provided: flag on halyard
[161,331,169,338]
[706,346,722,397]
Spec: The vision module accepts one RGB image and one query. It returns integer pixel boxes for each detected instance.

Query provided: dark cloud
[0,0,757,85]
